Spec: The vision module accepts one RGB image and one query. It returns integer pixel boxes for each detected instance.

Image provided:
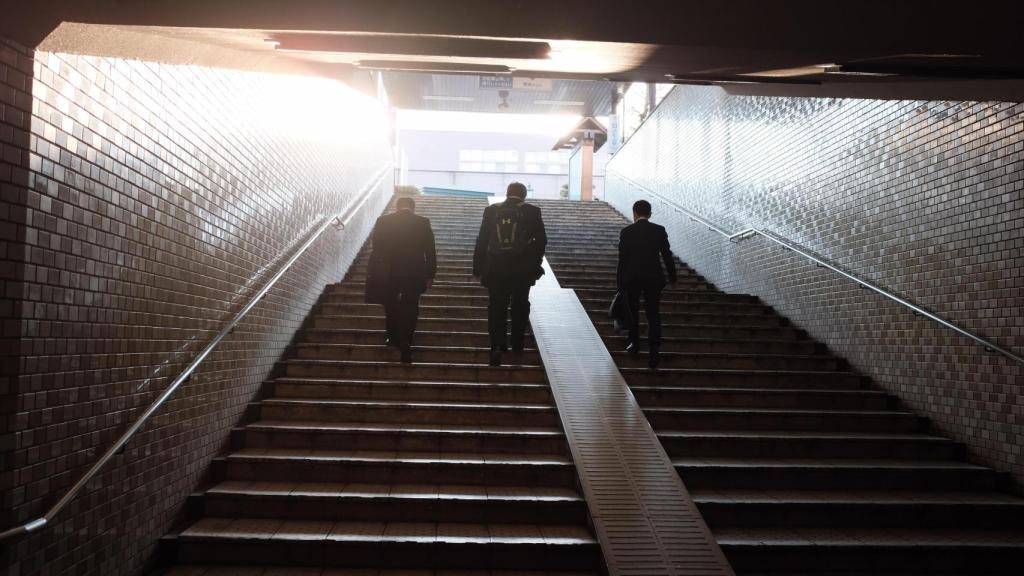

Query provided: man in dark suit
[367,196,436,363]
[617,199,677,369]
[473,182,547,366]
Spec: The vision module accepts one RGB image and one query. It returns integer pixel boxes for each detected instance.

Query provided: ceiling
[382,73,615,115]
[6,1,1024,105]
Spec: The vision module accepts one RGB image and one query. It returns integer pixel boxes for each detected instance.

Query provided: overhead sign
[513,77,553,91]
[480,75,513,89]
[479,76,554,91]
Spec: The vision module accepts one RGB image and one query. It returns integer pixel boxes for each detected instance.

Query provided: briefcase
[608,290,633,335]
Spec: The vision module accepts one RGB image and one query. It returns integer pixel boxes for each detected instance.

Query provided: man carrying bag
[366,196,436,363]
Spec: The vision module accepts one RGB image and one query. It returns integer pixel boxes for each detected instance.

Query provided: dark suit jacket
[616,219,677,288]
[473,199,547,286]
[367,209,436,299]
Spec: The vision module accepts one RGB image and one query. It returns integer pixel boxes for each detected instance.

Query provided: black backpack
[488,201,530,257]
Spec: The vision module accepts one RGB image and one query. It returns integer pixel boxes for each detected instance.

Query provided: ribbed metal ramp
[530,261,734,576]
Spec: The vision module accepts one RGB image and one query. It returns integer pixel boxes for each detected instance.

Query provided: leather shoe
[648,350,661,370]
[400,346,413,364]
[625,341,640,355]
[489,349,502,367]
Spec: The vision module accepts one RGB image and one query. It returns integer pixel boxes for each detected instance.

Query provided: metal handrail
[0,167,391,542]
[613,173,1024,366]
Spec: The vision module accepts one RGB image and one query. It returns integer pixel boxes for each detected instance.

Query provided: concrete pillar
[567,138,595,201]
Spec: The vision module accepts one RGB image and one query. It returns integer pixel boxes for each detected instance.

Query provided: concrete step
[163,566,600,575]
[603,335,821,355]
[613,351,841,371]
[659,431,961,460]
[311,315,491,332]
[621,368,866,390]
[223,448,578,487]
[715,527,1024,574]
[327,283,487,297]
[280,360,548,383]
[589,309,783,327]
[674,458,1007,491]
[296,329,533,349]
[176,518,600,570]
[581,299,769,315]
[630,386,893,410]
[240,420,566,454]
[258,398,560,427]
[563,279,714,291]
[694,488,1024,529]
[596,322,806,341]
[200,480,588,525]
[269,377,551,404]
[645,408,926,433]
[574,288,758,304]
[321,292,492,307]
[316,304,488,319]
[290,344,542,365]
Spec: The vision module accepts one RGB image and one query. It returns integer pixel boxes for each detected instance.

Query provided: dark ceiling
[6,0,1024,105]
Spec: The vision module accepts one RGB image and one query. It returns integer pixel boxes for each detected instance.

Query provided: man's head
[396,197,415,212]
[507,182,528,200]
[632,199,652,222]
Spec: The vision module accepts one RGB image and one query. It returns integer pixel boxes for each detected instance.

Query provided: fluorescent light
[534,100,585,106]
[422,95,475,102]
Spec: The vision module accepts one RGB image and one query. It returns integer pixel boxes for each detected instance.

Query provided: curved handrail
[612,173,1024,366]
[0,166,391,542]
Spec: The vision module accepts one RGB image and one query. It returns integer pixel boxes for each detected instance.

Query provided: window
[459,162,483,172]
[459,149,482,161]
[546,164,562,174]
[524,164,541,173]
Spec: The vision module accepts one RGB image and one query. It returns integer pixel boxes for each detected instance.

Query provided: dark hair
[632,200,652,217]
[507,182,527,199]
[396,197,415,211]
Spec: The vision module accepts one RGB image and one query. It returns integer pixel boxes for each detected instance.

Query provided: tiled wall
[607,86,1024,485]
[1,39,393,575]
[1,37,35,547]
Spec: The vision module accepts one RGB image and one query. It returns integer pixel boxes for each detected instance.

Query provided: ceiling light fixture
[356,61,514,74]
[534,100,585,106]
[666,74,820,86]
[422,95,475,102]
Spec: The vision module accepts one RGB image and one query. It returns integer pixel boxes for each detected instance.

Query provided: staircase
[161,196,602,574]
[531,199,1024,575]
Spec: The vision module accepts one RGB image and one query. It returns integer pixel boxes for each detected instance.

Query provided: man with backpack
[472,182,547,366]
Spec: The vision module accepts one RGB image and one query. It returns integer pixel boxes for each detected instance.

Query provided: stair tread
[273,377,547,389]
[207,480,581,501]
[659,430,950,440]
[620,367,854,376]
[283,359,545,370]
[166,567,597,575]
[646,407,912,415]
[228,447,573,465]
[611,351,834,360]
[631,385,881,394]
[248,419,562,435]
[181,517,597,545]
[261,398,554,411]
[712,526,1024,546]
[691,487,1024,505]
[674,457,991,469]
